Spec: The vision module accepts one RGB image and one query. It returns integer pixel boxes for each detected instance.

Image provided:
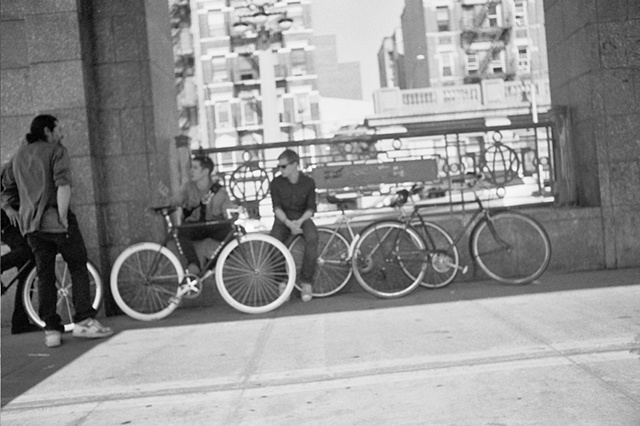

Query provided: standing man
[270,149,318,302]
[171,155,235,276]
[1,115,113,348]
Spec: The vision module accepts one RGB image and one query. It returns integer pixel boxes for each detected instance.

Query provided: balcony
[372,79,550,117]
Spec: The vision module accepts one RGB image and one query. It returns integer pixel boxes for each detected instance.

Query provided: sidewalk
[2,267,640,425]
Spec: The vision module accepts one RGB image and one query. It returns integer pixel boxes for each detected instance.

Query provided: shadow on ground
[2,266,639,407]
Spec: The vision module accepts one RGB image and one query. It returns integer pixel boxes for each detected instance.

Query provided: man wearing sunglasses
[270,149,318,302]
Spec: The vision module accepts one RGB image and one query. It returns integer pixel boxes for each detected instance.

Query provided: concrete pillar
[544,0,640,267]
[0,1,180,314]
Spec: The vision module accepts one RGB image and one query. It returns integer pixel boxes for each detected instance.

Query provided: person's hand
[4,207,19,227]
[287,219,303,235]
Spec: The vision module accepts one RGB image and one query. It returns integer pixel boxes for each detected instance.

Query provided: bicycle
[393,173,552,287]
[289,195,428,299]
[110,206,296,320]
[287,195,358,297]
[1,249,104,332]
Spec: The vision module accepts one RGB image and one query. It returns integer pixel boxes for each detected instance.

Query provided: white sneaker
[45,330,62,348]
[72,318,114,339]
[279,282,291,302]
[301,283,313,303]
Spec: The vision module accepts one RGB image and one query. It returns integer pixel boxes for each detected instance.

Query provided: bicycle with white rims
[110,206,296,320]
[0,253,104,332]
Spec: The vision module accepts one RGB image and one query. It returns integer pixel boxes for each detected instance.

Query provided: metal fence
[194,113,556,217]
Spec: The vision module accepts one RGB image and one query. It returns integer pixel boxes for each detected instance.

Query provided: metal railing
[193,112,557,219]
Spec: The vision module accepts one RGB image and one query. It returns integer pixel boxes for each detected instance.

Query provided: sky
[310,0,406,104]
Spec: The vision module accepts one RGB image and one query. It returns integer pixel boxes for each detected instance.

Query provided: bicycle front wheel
[410,220,460,288]
[352,221,426,298]
[289,228,352,297]
[471,211,551,285]
[110,242,184,321]
[23,255,104,332]
[216,233,296,314]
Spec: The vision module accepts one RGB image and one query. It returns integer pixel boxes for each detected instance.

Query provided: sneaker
[301,283,313,303]
[72,318,114,339]
[278,282,291,302]
[45,330,62,348]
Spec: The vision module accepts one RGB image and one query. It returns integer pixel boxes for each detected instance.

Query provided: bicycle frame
[1,258,34,295]
[152,208,255,299]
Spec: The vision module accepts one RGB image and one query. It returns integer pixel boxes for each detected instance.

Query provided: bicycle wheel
[352,221,426,298]
[216,233,296,314]
[23,255,104,332]
[110,242,184,321]
[471,211,551,285]
[410,219,460,288]
[289,228,352,297]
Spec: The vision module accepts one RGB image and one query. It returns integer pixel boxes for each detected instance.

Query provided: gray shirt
[1,140,72,234]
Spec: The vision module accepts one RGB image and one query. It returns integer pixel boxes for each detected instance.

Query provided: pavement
[1,267,639,425]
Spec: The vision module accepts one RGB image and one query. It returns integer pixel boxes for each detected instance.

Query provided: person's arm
[1,162,20,227]
[57,185,71,229]
[291,178,316,227]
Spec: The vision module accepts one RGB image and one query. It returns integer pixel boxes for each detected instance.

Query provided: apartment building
[173,0,321,159]
[374,0,549,116]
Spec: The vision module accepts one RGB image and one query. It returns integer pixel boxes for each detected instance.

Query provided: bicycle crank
[432,253,468,274]
[181,274,203,299]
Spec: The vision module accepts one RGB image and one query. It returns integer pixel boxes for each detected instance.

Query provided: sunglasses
[278,163,291,169]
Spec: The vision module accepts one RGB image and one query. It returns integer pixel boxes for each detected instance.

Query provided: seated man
[269,149,318,302]
[172,156,235,276]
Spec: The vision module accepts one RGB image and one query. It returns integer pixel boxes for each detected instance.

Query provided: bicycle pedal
[461,265,469,274]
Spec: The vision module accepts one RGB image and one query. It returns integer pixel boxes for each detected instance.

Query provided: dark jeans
[270,218,318,284]
[176,222,232,268]
[1,223,36,330]
[26,212,95,332]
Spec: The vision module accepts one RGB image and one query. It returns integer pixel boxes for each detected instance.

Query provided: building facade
[374,0,549,118]
[175,0,322,164]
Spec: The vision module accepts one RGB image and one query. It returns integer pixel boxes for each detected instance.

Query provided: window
[518,46,530,73]
[290,48,306,76]
[215,102,232,128]
[210,56,228,83]
[487,4,500,27]
[238,55,257,80]
[286,4,305,30]
[241,100,259,126]
[436,6,450,32]
[514,1,527,27]
[206,11,226,38]
[490,50,504,74]
[466,53,479,75]
[440,52,454,78]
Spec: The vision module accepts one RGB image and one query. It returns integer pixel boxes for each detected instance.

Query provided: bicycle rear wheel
[216,233,296,314]
[352,221,426,298]
[410,220,460,288]
[110,242,184,321]
[289,228,352,297]
[471,211,551,285]
[23,255,104,332]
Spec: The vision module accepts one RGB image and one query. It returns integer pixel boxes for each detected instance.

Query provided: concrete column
[0,1,180,314]
[544,0,640,267]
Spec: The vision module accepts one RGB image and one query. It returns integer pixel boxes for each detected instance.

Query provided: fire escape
[170,0,196,133]
[460,0,514,84]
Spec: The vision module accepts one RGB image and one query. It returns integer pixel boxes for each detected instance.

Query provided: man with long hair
[1,115,113,347]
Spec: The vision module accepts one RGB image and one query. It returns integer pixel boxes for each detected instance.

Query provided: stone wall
[544,0,640,268]
[0,0,179,318]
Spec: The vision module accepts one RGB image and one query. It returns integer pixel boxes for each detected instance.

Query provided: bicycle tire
[110,242,184,321]
[289,228,352,297]
[216,233,296,314]
[352,220,426,298]
[22,255,104,332]
[410,219,460,288]
[471,211,551,285]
